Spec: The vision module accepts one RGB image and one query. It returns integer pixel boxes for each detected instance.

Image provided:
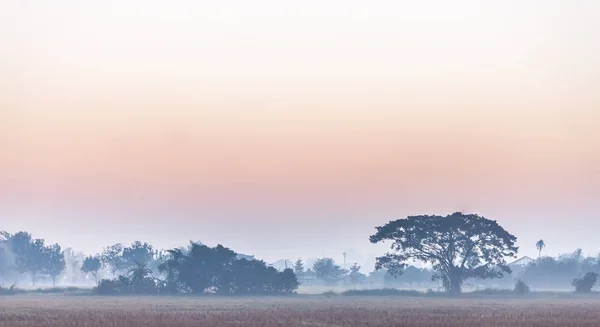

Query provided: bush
[342,288,422,297]
[572,272,599,293]
[96,276,132,295]
[514,279,530,295]
[322,291,338,296]
[0,284,17,295]
[470,288,514,295]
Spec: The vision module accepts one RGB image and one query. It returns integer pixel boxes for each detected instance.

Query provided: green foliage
[514,279,530,295]
[520,250,600,288]
[470,288,516,295]
[43,243,66,286]
[293,258,304,279]
[572,272,599,293]
[370,212,518,294]
[313,258,347,286]
[342,288,422,297]
[81,255,102,285]
[98,242,299,296]
[96,276,136,295]
[0,283,17,295]
[536,240,545,258]
[382,266,433,287]
[128,261,156,294]
[348,263,367,286]
[0,231,66,286]
[122,241,155,271]
[321,290,338,296]
[101,244,126,277]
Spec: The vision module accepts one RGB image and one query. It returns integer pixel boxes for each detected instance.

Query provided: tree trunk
[31,272,36,286]
[447,270,462,294]
[52,275,56,286]
[449,279,461,294]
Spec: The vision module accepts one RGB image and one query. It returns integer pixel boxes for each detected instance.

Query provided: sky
[1,0,599,267]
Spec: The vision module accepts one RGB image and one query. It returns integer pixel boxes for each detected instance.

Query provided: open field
[1,296,600,326]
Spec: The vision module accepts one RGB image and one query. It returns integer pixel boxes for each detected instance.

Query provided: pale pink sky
[1,0,599,264]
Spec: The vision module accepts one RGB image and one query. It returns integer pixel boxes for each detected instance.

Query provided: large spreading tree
[369,212,518,294]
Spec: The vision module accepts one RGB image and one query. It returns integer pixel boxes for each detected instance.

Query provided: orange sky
[1,0,599,262]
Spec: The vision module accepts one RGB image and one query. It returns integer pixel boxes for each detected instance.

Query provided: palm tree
[536,239,545,259]
[128,261,153,293]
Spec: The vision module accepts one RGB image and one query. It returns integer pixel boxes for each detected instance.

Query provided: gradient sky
[1,1,599,267]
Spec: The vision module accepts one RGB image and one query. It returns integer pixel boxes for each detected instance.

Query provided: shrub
[322,291,338,296]
[0,284,16,295]
[572,272,599,293]
[342,288,422,297]
[514,279,530,295]
[471,288,514,295]
[96,276,132,295]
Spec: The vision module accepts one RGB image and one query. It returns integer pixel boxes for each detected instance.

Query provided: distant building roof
[509,256,534,267]
[236,254,255,261]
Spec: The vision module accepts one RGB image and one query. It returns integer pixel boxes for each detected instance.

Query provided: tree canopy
[101,244,126,277]
[312,258,346,286]
[151,242,298,295]
[121,241,155,270]
[293,258,304,278]
[81,255,102,285]
[0,231,66,286]
[43,243,66,286]
[369,212,518,293]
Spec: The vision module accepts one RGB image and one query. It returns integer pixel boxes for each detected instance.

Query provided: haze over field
[1,1,599,263]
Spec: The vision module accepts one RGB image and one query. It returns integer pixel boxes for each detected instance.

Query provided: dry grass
[0,295,599,326]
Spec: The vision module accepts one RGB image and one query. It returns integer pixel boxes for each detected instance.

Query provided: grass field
[0,295,599,326]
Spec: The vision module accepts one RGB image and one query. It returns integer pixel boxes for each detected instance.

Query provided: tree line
[0,231,66,286]
[97,242,298,295]
[2,212,600,295]
[0,233,298,295]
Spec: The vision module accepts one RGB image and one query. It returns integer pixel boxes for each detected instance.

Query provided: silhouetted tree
[0,242,12,280]
[521,255,583,288]
[128,261,156,294]
[155,242,299,295]
[122,241,155,271]
[382,266,433,287]
[43,243,66,286]
[514,279,530,295]
[1,232,48,286]
[1,231,34,278]
[81,255,102,285]
[570,248,583,262]
[293,258,304,280]
[157,248,186,294]
[313,258,346,286]
[25,239,46,286]
[370,212,518,294]
[348,263,366,287]
[276,268,299,293]
[403,266,432,286]
[182,242,238,294]
[96,275,132,295]
[536,240,545,259]
[573,272,599,293]
[101,244,126,277]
